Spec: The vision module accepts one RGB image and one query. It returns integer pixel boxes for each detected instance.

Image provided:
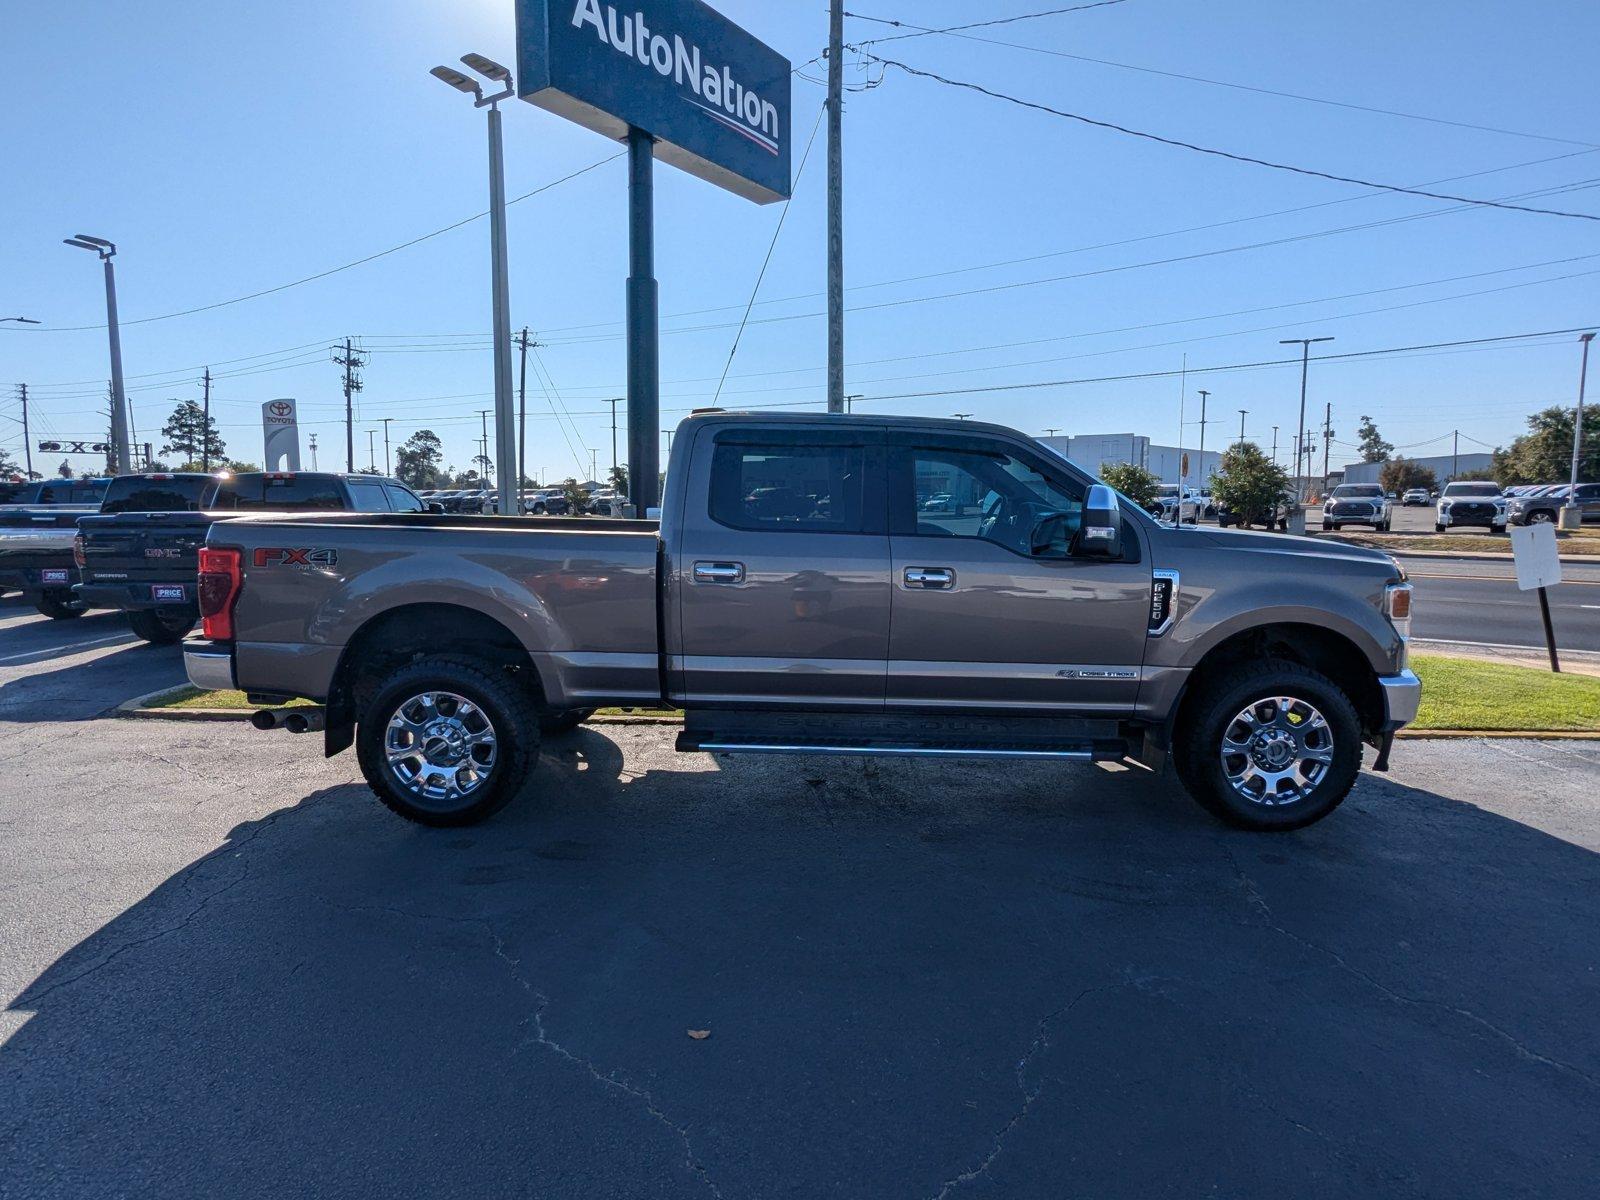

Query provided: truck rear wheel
[355,655,539,826]
[34,591,85,620]
[128,607,197,644]
[1173,660,1362,831]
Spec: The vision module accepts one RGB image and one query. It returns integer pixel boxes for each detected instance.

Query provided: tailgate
[79,513,216,594]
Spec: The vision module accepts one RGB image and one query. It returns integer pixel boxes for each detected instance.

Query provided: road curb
[1396,729,1600,740]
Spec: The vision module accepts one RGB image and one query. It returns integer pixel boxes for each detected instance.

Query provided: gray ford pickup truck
[184,413,1419,831]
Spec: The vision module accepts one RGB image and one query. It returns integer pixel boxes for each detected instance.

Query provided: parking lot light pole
[1562,332,1595,530]
[431,56,517,516]
[64,237,132,474]
[1281,336,1333,503]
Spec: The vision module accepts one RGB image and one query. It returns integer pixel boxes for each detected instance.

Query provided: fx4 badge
[253,547,338,569]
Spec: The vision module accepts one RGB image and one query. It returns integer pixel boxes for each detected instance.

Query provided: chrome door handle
[903,566,954,589]
[694,561,745,583]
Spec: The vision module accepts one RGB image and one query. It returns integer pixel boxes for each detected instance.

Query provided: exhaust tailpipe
[284,709,326,734]
[250,708,292,731]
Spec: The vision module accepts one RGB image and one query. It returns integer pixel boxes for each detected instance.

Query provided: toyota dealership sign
[261,398,302,472]
[516,0,791,203]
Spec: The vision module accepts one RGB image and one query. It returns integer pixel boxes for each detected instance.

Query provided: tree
[0,446,20,478]
[1379,458,1437,494]
[1488,406,1598,485]
[395,429,446,489]
[609,464,629,493]
[1356,415,1393,464]
[1098,461,1160,509]
[161,399,226,464]
[1210,442,1292,526]
[561,477,590,512]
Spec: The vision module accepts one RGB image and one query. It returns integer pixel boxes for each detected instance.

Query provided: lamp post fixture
[1562,332,1596,530]
[1,317,40,325]
[1237,409,1248,450]
[431,54,517,516]
[64,236,132,474]
[1280,336,1334,502]
[952,412,973,421]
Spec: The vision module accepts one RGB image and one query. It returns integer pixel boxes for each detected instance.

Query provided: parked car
[186,412,1419,834]
[521,488,572,516]
[1434,482,1507,533]
[76,471,428,644]
[1322,484,1392,531]
[1401,488,1430,507]
[1509,483,1600,525]
[1150,486,1203,524]
[0,477,116,616]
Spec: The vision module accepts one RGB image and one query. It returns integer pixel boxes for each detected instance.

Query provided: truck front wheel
[355,655,539,826]
[1173,661,1362,831]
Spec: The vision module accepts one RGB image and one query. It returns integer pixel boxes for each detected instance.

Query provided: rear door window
[709,442,867,533]
[346,481,392,512]
[383,483,425,512]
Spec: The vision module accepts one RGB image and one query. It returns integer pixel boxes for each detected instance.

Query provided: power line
[847,18,1597,148]
[5,154,624,334]
[864,55,1600,221]
[713,101,827,404]
[844,1,1132,45]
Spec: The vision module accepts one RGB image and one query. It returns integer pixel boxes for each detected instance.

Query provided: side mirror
[1073,484,1123,558]
[426,502,445,514]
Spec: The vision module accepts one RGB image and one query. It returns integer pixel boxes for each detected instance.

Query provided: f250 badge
[253,547,338,569]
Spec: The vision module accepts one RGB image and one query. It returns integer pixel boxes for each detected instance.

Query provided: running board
[684,739,1105,762]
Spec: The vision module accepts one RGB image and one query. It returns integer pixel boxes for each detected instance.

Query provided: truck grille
[1331,502,1375,516]
[1452,502,1495,521]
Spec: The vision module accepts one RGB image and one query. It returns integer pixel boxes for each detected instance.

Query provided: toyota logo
[268,401,293,418]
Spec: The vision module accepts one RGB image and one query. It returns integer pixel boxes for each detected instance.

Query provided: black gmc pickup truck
[0,477,112,617]
[76,471,428,642]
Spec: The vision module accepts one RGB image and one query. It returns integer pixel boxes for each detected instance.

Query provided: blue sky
[3,0,1597,480]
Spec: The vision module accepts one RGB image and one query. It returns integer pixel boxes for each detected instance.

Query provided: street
[3,594,1599,1199]
[1400,555,1600,653]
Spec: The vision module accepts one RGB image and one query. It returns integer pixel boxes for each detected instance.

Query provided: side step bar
[690,741,1101,761]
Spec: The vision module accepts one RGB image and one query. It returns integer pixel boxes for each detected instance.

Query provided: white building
[1038,433,1223,486]
[1341,453,1493,486]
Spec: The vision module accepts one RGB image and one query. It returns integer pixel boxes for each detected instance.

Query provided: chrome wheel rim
[1219,695,1334,806]
[384,691,497,808]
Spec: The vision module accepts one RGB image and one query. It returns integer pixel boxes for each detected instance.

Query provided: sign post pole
[626,126,660,517]
[1510,522,1563,673]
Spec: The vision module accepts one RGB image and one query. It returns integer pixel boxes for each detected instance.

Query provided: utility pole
[1321,402,1333,498]
[826,0,845,414]
[1237,409,1248,450]
[1196,389,1210,486]
[1271,425,1279,465]
[1452,430,1459,482]
[333,338,367,473]
[381,418,394,476]
[589,448,598,482]
[366,430,377,472]
[477,409,492,482]
[17,385,31,479]
[515,327,532,493]
[661,429,673,452]
[201,367,212,470]
[1281,336,1334,502]
[603,397,622,492]
[1563,332,1595,529]
[309,433,319,471]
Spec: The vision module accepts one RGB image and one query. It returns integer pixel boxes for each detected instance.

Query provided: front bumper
[1377,668,1422,730]
[183,637,236,692]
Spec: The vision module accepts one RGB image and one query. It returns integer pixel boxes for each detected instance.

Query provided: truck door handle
[694,561,745,584]
[904,566,955,589]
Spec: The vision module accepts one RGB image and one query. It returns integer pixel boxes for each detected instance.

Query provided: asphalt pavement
[2,597,1599,1199]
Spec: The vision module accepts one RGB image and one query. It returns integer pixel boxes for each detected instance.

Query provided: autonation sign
[516,0,791,203]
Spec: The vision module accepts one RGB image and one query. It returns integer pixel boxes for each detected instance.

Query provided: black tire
[539,708,596,737]
[1173,660,1363,831]
[355,654,539,826]
[1434,523,1446,533]
[128,606,196,644]
[1379,519,1391,532]
[34,591,85,620]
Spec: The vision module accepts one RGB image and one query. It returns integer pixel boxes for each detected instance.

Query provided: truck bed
[219,512,663,710]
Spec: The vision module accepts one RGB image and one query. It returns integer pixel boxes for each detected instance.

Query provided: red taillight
[73,535,86,568]
[198,546,242,640]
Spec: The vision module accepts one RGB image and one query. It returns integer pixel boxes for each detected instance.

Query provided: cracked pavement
[2,596,1599,1198]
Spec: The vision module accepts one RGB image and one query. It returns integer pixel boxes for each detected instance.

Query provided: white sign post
[261,399,302,472]
[1510,522,1563,672]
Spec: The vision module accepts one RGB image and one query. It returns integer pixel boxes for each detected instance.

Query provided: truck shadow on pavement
[4,729,1598,1199]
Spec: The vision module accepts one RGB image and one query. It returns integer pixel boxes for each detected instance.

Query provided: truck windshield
[1443,483,1501,497]
[100,475,215,514]
[1331,485,1382,498]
